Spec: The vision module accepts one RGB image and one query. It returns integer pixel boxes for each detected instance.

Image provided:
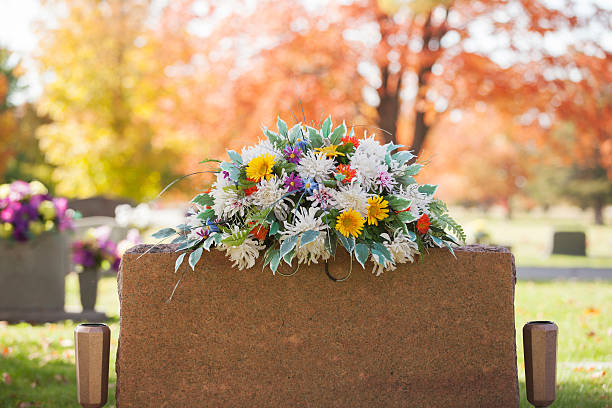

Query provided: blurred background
[0,0,610,406]
[0,0,610,264]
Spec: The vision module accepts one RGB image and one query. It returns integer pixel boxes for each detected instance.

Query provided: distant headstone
[68,196,133,217]
[552,231,586,256]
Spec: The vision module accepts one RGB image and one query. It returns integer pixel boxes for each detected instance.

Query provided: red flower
[416,213,430,234]
[249,222,268,241]
[341,135,360,148]
[336,164,356,183]
[243,178,258,196]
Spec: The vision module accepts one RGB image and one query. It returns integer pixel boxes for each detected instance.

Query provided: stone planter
[0,231,69,313]
[79,268,101,311]
[117,244,519,407]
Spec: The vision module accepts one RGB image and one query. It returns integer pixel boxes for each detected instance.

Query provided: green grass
[452,207,612,268]
[1,277,611,407]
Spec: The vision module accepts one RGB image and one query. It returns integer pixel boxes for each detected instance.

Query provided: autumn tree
[156,0,608,161]
[36,0,183,201]
[0,47,21,179]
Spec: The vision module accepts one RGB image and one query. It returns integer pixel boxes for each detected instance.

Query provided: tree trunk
[376,65,402,145]
[594,197,604,225]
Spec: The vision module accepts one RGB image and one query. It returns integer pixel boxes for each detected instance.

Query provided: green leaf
[152,228,176,239]
[199,158,222,164]
[288,124,302,142]
[299,230,320,248]
[404,163,423,176]
[445,242,457,258]
[324,232,337,256]
[188,247,203,270]
[334,173,346,182]
[277,117,289,137]
[407,230,417,242]
[176,238,199,251]
[398,211,417,223]
[322,180,338,188]
[386,195,411,211]
[196,209,215,220]
[192,193,214,206]
[307,126,323,148]
[392,150,415,165]
[227,150,243,165]
[430,235,444,247]
[280,235,299,259]
[329,122,346,145]
[372,242,393,263]
[397,174,416,186]
[269,221,280,236]
[336,231,355,253]
[264,127,283,147]
[321,116,332,138]
[283,248,295,265]
[269,250,281,274]
[203,234,217,250]
[385,142,403,153]
[170,235,187,244]
[370,249,386,265]
[418,184,438,196]
[221,230,249,246]
[354,243,369,269]
[174,253,186,273]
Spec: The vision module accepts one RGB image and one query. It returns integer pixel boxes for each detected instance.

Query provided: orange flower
[249,223,268,241]
[243,178,258,196]
[336,164,356,183]
[341,134,360,148]
[416,213,430,234]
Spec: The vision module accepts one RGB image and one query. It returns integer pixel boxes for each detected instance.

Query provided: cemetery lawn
[0,277,610,407]
[453,208,612,268]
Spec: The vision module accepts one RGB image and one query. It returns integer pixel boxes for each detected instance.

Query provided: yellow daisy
[315,144,345,158]
[366,196,390,226]
[246,154,275,182]
[335,209,365,238]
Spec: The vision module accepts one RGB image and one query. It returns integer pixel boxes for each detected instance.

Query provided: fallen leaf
[587,331,596,338]
[2,372,11,385]
[584,307,601,316]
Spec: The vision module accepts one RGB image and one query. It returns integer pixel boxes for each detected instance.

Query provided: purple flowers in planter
[72,226,141,273]
[0,180,73,242]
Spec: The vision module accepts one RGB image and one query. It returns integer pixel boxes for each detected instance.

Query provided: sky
[0,0,611,105]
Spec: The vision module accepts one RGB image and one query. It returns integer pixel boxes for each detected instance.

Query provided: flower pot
[79,269,101,311]
[75,323,111,408]
[0,231,69,312]
[523,321,558,407]
[116,244,519,407]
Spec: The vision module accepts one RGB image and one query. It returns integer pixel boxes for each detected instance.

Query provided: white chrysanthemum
[210,173,249,219]
[350,151,388,191]
[306,184,336,209]
[331,182,369,216]
[296,152,335,182]
[281,207,330,265]
[241,139,282,164]
[396,184,432,217]
[355,133,387,162]
[251,176,291,220]
[371,230,419,276]
[219,231,264,270]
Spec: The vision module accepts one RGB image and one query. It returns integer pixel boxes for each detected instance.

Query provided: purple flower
[284,173,304,193]
[283,146,302,164]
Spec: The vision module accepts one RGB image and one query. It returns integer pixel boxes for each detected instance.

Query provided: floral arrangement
[156,117,465,278]
[72,226,141,273]
[0,180,73,242]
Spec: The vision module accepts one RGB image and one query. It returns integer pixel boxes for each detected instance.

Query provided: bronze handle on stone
[75,323,110,408]
[523,321,558,407]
